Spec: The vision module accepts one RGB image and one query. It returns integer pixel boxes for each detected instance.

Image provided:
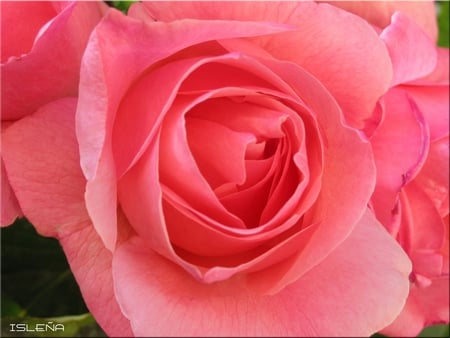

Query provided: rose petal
[370,88,430,231]
[1,1,56,62]
[1,1,106,120]
[1,98,89,236]
[415,137,450,216]
[59,221,133,337]
[400,181,446,278]
[1,158,22,226]
[381,278,449,337]
[380,12,437,86]
[112,208,410,337]
[186,117,255,189]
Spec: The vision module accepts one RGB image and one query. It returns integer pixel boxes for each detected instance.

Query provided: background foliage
[1,1,449,337]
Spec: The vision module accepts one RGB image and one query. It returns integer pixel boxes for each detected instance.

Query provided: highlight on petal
[111,209,411,337]
[1,98,89,237]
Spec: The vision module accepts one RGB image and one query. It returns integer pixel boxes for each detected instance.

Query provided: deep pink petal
[381,12,437,86]
[142,1,393,129]
[59,221,133,337]
[1,98,89,237]
[1,1,56,62]
[322,0,438,41]
[1,2,106,120]
[111,209,410,337]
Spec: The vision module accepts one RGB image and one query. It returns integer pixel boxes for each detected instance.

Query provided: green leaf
[106,0,137,13]
[418,324,450,337]
[437,1,450,47]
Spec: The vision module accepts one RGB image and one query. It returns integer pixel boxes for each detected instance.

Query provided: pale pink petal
[323,0,438,41]
[1,98,89,237]
[1,2,106,120]
[59,221,133,337]
[142,1,393,129]
[370,88,429,230]
[1,158,22,226]
[381,12,437,86]
[111,209,410,337]
[381,278,449,337]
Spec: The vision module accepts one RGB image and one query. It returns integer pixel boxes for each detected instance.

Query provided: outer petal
[1,97,133,335]
[323,0,438,42]
[112,209,411,337]
[380,12,437,86]
[403,48,450,141]
[382,278,449,337]
[140,1,393,129]
[59,222,133,337]
[370,88,429,231]
[1,98,89,237]
[1,1,106,121]
[1,158,22,226]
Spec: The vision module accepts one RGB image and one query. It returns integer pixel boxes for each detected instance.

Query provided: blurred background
[1,1,449,337]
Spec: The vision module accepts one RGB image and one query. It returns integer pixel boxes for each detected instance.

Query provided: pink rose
[348,3,449,336]
[323,1,450,334]
[1,1,107,226]
[2,2,416,336]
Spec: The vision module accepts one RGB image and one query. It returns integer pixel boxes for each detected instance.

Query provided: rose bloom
[1,1,107,225]
[5,1,449,336]
[336,3,450,336]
